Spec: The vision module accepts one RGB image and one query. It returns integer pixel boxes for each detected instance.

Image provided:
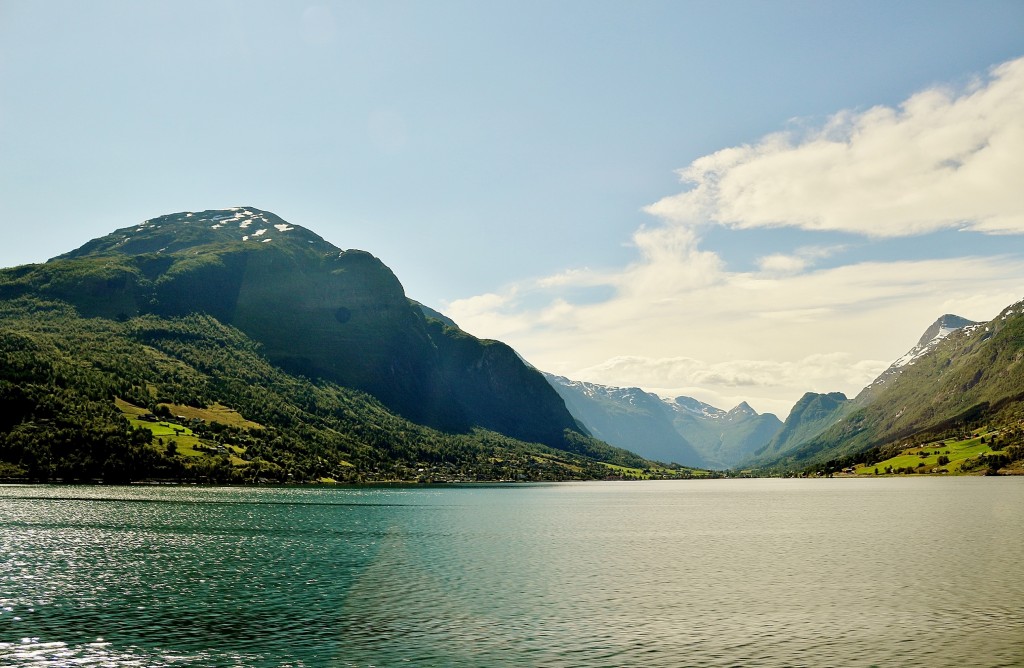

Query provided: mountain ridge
[543,374,709,468]
[745,314,981,469]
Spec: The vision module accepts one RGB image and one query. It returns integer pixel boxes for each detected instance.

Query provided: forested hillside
[0,296,655,483]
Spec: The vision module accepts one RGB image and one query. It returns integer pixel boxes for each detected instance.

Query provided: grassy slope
[850,428,1019,475]
[116,399,248,464]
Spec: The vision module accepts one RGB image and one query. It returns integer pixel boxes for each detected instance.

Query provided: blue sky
[2,1,1023,417]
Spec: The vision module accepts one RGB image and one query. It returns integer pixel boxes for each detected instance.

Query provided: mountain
[543,374,781,469]
[544,375,708,468]
[747,314,978,469]
[749,392,850,464]
[9,207,588,446]
[665,398,782,468]
[855,314,978,405]
[755,303,1024,470]
[0,208,656,482]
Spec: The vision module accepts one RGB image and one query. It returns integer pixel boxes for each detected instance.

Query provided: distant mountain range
[543,375,781,469]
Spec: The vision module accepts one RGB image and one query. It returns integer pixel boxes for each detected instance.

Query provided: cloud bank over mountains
[447,56,1024,418]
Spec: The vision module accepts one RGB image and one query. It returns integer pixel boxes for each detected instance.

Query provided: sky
[2,1,1023,418]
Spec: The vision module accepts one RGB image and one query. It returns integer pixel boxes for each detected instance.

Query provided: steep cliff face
[427,322,583,446]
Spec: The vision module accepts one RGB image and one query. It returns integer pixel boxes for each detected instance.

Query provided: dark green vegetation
[0,208,665,483]
[754,306,1024,475]
[0,298,653,483]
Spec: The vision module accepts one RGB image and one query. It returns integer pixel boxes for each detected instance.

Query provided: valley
[2,208,1023,482]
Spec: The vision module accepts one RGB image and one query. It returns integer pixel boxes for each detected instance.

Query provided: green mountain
[0,208,653,482]
[853,314,978,406]
[748,392,850,465]
[755,303,1024,470]
[9,208,586,442]
[746,314,978,469]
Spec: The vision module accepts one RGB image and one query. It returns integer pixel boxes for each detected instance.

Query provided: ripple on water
[1,480,1023,667]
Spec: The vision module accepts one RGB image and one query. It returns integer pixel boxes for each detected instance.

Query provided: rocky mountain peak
[726,401,757,418]
[914,314,977,350]
[856,313,978,405]
[668,395,725,418]
[57,207,338,260]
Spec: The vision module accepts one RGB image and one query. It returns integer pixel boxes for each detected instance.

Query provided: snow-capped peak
[665,395,726,419]
[892,314,977,369]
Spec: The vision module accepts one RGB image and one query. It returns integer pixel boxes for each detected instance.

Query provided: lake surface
[1,478,1022,667]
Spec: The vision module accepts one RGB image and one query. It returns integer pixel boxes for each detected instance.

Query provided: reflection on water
[1,480,1022,667]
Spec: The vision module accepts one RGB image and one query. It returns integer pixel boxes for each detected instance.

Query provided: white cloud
[447,242,1024,415]
[757,253,807,275]
[645,57,1024,237]
[576,353,886,392]
[757,245,844,275]
[446,57,1024,416]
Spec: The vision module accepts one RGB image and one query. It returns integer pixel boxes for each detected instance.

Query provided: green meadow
[854,430,1004,475]
[117,398,248,466]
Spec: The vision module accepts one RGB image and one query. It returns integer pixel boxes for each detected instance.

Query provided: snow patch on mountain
[725,402,758,421]
[664,395,726,419]
[892,325,960,369]
[860,314,977,397]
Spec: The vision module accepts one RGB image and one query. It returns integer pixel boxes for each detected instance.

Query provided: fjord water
[1,480,1022,667]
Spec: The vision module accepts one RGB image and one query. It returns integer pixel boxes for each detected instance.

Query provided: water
[1,478,1022,667]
